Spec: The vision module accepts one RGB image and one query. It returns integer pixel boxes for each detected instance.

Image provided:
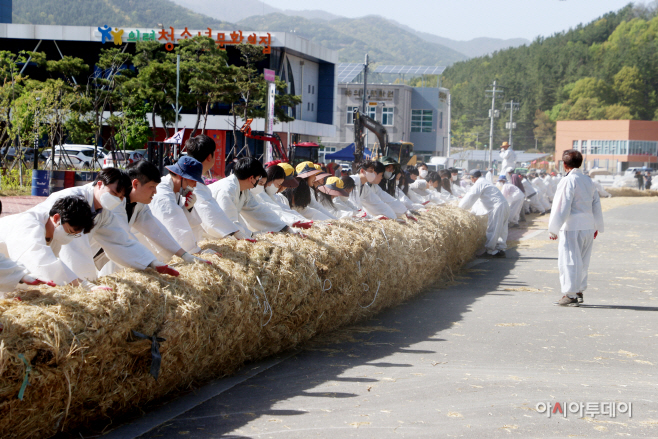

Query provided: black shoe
[539,212,546,216]
[556,295,579,307]
[492,250,506,258]
[509,223,519,228]
[577,293,583,304]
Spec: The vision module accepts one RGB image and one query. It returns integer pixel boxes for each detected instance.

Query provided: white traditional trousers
[558,229,594,295]
[485,203,510,254]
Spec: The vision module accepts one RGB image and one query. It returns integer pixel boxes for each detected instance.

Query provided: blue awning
[325,143,372,161]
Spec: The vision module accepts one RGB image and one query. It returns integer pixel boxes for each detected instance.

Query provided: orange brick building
[555,120,658,173]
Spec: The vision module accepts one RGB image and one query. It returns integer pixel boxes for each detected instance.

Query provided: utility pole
[504,100,520,148]
[174,54,181,160]
[485,81,504,170]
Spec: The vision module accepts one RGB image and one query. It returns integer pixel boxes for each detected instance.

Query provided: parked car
[50,145,105,169]
[45,153,88,170]
[102,150,145,168]
[23,148,48,164]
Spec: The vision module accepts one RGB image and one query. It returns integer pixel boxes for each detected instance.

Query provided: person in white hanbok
[317,177,353,218]
[29,168,179,281]
[0,196,95,292]
[149,157,216,263]
[459,169,510,257]
[529,172,552,211]
[350,160,408,219]
[99,160,211,276]
[548,149,604,307]
[209,157,292,238]
[256,163,313,228]
[499,141,517,176]
[521,174,545,215]
[183,135,242,241]
[496,175,525,227]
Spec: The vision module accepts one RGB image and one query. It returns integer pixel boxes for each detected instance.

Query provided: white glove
[181,252,211,265]
[182,187,197,210]
[81,279,112,291]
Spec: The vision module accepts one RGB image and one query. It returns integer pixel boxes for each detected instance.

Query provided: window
[439,112,443,129]
[368,105,377,121]
[312,103,314,112]
[411,110,433,133]
[346,106,357,124]
[581,140,588,154]
[307,102,310,111]
[572,140,579,151]
[308,85,311,93]
[382,107,394,126]
[312,85,315,94]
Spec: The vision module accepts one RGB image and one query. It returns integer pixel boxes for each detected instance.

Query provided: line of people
[0,135,460,297]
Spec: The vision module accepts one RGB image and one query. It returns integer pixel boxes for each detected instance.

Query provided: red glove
[155,264,180,277]
[292,221,313,230]
[21,275,57,287]
[594,230,598,239]
[406,214,418,222]
[422,201,431,206]
[243,238,258,243]
[377,215,390,221]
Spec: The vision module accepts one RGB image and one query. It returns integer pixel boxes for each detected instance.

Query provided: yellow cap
[325,176,344,188]
[296,161,314,174]
[278,162,295,177]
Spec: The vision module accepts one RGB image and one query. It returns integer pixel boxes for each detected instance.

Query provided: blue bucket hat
[497,175,507,182]
[166,156,205,185]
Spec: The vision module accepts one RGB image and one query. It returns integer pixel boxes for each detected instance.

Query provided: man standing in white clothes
[548,149,604,307]
[500,141,516,176]
[496,175,524,228]
[459,169,510,258]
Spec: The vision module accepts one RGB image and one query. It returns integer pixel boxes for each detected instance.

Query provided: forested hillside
[13,0,234,29]
[237,14,467,65]
[443,3,658,152]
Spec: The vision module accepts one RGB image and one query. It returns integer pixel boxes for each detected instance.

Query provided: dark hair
[318,191,334,207]
[441,177,453,194]
[266,164,286,183]
[416,162,428,169]
[49,196,95,234]
[427,171,441,183]
[358,160,377,172]
[234,157,267,180]
[562,149,583,169]
[341,176,355,190]
[283,177,310,208]
[126,160,161,185]
[439,169,451,179]
[408,167,419,176]
[185,135,216,163]
[399,172,410,195]
[94,167,132,197]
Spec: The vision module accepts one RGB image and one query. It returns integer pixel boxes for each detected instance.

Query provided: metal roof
[450,150,550,163]
[337,63,364,83]
[374,65,446,75]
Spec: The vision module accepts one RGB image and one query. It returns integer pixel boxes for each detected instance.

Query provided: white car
[45,145,105,169]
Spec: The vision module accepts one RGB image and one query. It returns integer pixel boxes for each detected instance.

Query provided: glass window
[581,140,588,154]
[368,105,377,121]
[346,106,357,125]
[382,107,394,126]
[572,140,579,151]
[411,110,433,133]
[439,111,443,129]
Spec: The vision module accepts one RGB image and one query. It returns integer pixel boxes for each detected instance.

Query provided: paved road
[106,201,658,438]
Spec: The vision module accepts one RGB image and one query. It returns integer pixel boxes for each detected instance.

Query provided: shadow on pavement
[121,250,519,439]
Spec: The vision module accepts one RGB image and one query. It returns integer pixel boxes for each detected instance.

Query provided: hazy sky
[264,0,638,41]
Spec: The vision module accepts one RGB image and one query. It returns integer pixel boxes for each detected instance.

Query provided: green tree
[533,109,555,152]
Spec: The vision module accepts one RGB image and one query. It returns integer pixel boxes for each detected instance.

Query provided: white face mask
[451,175,458,181]
[419,169,428,178]
[100,191,122,211]
[251,184,265,195]
[265,185,279,196]
[384,171,393,180]
[365,171,376,183]
[48,223,78,254]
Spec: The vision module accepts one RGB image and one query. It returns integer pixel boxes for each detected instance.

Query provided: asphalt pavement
[104,201,658,438]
